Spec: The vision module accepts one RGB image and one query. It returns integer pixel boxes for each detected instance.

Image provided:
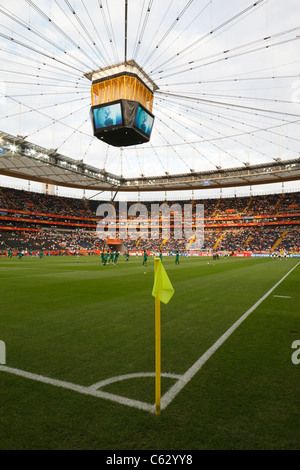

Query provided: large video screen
[93,103,123,129]
[134,106,154,136]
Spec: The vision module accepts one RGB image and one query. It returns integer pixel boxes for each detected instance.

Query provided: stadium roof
[1,131,299,192]
[0,0,300,190]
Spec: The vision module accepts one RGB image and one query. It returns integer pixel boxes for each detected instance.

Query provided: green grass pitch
[0,254,299,450]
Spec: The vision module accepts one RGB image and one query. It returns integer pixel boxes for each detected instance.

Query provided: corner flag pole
[155,295,161,415]
[152,257,174,416]
[154,258,161,415]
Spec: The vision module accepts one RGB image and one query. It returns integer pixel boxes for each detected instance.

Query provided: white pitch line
[273,295,291,298]
[161,261,300,410]
[88,372,183,391]
[0,365,155,413]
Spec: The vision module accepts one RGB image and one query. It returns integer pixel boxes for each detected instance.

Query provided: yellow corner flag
[152,257,174,304]
[152,258,174,415]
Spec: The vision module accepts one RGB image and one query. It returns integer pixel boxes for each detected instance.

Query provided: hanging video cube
[86,60,158,147]
[90,100,154,147]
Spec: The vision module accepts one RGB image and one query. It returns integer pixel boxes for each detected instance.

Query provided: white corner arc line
[0,365,155,413]
[161,261,300,410]
[0,367,183,413]
[88,372,183,391]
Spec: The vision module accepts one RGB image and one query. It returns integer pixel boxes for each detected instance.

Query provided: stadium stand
[0,186,299,256]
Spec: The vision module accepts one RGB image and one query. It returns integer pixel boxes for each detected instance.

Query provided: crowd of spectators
[1,186,299,219]
[0,185,299,254]
[0,186,93,217]
[0,229,106,253]
[1,224,299,254]
[278,228,300,252]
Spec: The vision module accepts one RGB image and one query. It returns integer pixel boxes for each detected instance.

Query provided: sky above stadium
[0,0,300,199]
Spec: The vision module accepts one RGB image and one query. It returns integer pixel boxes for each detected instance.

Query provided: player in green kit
[114,251,119,265]
[103,251,108,266]
[109,251,114,265]
[8,249,12,259]
[101,251,105,265]
[175,251,180,265]
[143,250,148,266]
[39,251,44,259]
[17,251,23,260]
[126,252,129,262]
[159,250,163,262]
